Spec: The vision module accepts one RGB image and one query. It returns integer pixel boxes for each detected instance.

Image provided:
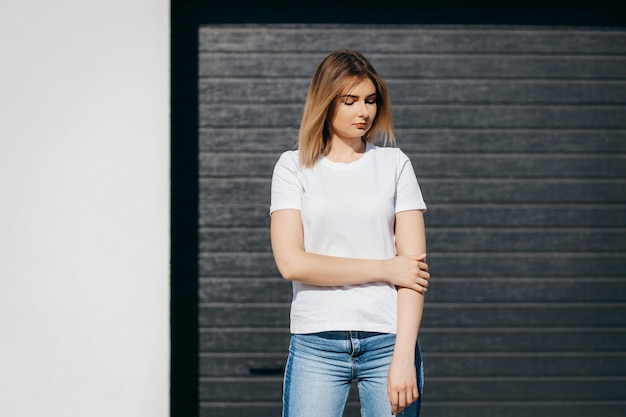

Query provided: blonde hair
[298,50,396,167]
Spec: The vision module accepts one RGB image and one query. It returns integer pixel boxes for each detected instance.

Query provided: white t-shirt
[270,143,426,334]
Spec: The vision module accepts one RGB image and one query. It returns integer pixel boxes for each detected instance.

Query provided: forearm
[388,286,424,414]
[393,209,427,354]
[394,287,424,356]
[275,249,387,286]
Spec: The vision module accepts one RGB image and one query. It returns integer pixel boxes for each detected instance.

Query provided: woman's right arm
[270,209,429,291]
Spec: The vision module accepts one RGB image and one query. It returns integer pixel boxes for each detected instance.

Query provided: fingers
[415,262,430,294]
[390,389,418,414]
[391,255,431,292]
[411,278,429,294]
[398,391,407,412]
[389,391,398,414]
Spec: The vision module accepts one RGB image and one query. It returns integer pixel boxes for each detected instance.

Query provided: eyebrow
[341,93,377,99]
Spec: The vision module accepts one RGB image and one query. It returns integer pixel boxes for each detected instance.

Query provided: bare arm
[387,209,428,414]
[270,209,429,290]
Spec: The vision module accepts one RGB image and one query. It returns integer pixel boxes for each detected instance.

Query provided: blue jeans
[282,331,423,417]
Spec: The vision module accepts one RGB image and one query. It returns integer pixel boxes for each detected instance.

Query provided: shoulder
[370,144,410,164]
[274,149,300,169]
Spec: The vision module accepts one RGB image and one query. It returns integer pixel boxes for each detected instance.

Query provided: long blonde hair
[298,50,396,167]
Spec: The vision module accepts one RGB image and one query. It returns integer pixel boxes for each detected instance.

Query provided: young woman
[270,50,430,417]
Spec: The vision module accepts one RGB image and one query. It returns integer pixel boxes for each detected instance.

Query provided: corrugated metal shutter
[192,25,626,416]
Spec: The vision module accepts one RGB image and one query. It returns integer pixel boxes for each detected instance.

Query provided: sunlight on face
[329,78,378,144]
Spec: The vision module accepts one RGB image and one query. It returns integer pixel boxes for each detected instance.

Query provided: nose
[357,100,369,118]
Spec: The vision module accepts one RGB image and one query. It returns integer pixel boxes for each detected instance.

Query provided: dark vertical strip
[171,1,199,416]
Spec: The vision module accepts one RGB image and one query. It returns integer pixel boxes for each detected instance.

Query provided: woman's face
[329,77,378,143]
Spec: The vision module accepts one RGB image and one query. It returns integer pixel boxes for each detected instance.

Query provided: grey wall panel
[198,227,626,253]
[198,204,626,228]
[201,403,626,417]
[200,278,626,303]
[199,305,626,328]
[200,329,626,353]
[199,377,626,401]
[199,128,626,153]
[200,153,626,178]
[199,79,626,104]
[198,103,626,128]
[199,178,626,203]
[199,53,626,79]
[197,27,626,54]
[198,253,626,278]
[192,25,626,416]
[199,353,626,377]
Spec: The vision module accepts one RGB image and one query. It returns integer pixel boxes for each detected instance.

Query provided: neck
[325,136,366,163]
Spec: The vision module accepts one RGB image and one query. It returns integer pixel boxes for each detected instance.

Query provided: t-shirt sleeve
[395,152,427,213]
[270,151,303,215]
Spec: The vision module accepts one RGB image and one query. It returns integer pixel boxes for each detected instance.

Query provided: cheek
[370,105,378,120]
[334,106,352,123]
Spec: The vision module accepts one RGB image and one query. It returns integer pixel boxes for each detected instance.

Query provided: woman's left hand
[387,353,419,414]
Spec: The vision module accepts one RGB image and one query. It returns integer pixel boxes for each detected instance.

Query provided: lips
[354,122,368,129]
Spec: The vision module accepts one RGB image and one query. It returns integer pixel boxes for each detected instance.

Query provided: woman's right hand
[383,254,430,293]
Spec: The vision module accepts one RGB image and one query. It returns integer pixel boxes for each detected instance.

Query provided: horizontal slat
[395,129,626,153]
[198,53,626,79]
[199,278,626,304]
[196,128,626,153]
[427,279,626,303]
[199,153,626,179]
[424,205,626,228]
[198,127,298,152]
[388,80,626,104]
[198,104,626,128]
[199,304,626,328]
[426,229,626,252]
[200,354,286,377]
[422,353,626,377]
[199,227,626,253]
[199,377,626,401]
[193,203,626,228]
[420,180,626,204]
[198,79,626,104]
[424,253,626,278]
[199,328,626,353]
[200,402,626,417]
[198,253,626,278]
[197,179,626,204]
[198,26,626,54]
[200,329,291,353]
[198,352,626,377]
[418,403,626,417]
[199,178,269,203]
[197,203,271,227]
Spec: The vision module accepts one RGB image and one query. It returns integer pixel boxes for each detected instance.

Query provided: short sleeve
[395,152,427,213]
[270,151,303,215]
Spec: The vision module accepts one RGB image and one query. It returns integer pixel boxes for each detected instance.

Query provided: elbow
[280,270,297,282]
[274,257,299,281]
[271,244,305,281]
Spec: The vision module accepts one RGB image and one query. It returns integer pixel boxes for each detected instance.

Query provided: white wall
[0,1,170,416]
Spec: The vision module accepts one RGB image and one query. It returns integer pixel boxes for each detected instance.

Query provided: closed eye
[341,96,377,106]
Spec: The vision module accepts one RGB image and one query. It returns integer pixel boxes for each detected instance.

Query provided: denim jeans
[282,331,423,417]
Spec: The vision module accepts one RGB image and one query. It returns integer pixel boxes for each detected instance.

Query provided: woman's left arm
[387,209,428,415]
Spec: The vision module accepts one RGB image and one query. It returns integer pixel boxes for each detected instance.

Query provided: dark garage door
[172,18,626,417]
